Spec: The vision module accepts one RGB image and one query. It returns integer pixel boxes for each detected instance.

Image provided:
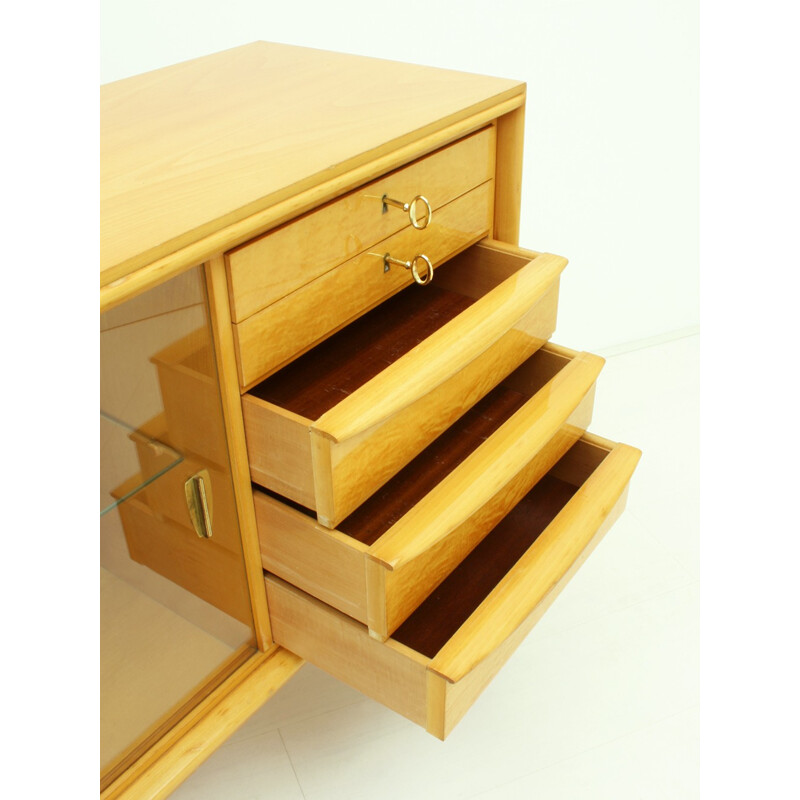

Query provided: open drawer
[266,432,641,739]
[242,239,565,528]
[254,343,603,639]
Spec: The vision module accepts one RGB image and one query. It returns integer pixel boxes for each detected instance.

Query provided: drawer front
[265,432,641,739]
[225,127,496,324]
[233,180,495,389]
[118,495,252,625]
[254,344,603,637]
[242,240,566,528]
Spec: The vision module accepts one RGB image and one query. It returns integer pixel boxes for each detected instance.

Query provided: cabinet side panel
[493,105,525,244]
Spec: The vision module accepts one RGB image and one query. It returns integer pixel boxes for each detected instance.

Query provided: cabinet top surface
[100,42,524,286]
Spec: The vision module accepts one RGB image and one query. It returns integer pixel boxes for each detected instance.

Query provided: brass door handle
[184,469,213,539]
[382,194,433,229]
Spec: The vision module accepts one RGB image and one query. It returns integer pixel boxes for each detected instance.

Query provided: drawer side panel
[254,491,369,622]
[266,577,429,725]
[242,396,316,509]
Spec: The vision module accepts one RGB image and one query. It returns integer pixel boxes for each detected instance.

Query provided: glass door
[100,266,255,785]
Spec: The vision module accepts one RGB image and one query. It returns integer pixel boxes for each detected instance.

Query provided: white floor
[171,333,700,800]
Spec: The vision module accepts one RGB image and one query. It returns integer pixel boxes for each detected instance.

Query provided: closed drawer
[233,180,495,388]
[254,343,603,639]
[266,433,641,739]
[242,239,566,528]
[225,127,495,324]
[113,484,252,625]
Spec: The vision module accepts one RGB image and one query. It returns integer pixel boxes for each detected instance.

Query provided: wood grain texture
[370,357,601,640]
[321,308,556,527]
[101,647,303,800]
[132,430,241,554]
[392,475,578,657]
[100,96,523,314]
[426,441,642,682]
[312,243,566,443]
[240,398,316,508]
[233,181,494,388]
[308,429,341,528]
[205,256,273,649]
[243,242,561,525]
[429,481,634,739]
[493,106,526,245]
[101,42,524,288]
[150,335,229,468]
[368,351,605,571]
[264,433,639,740]
[433,238,542,298]
[118,494,253,625]
[266,576,430,726]
[226,127,495,322]
[254,378,533,625]
[254,490,369,620]
[251,344,598,641]
[342,385,529,545]
[249,284,474,418]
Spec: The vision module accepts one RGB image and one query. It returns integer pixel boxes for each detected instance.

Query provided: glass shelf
[100,410,183,516]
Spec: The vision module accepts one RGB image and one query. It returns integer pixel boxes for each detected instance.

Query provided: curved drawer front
[265,433,641,739]
[243,240,566,528]
[233,180,495,389]
[225,127,495,324]
[254,343,603,636]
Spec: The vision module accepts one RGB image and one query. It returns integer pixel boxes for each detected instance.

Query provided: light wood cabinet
[101,42,640,798]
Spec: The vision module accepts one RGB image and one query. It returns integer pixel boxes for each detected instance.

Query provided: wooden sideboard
[100,42,639,798]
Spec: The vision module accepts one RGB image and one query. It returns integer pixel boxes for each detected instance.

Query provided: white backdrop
[101,0,698,352]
